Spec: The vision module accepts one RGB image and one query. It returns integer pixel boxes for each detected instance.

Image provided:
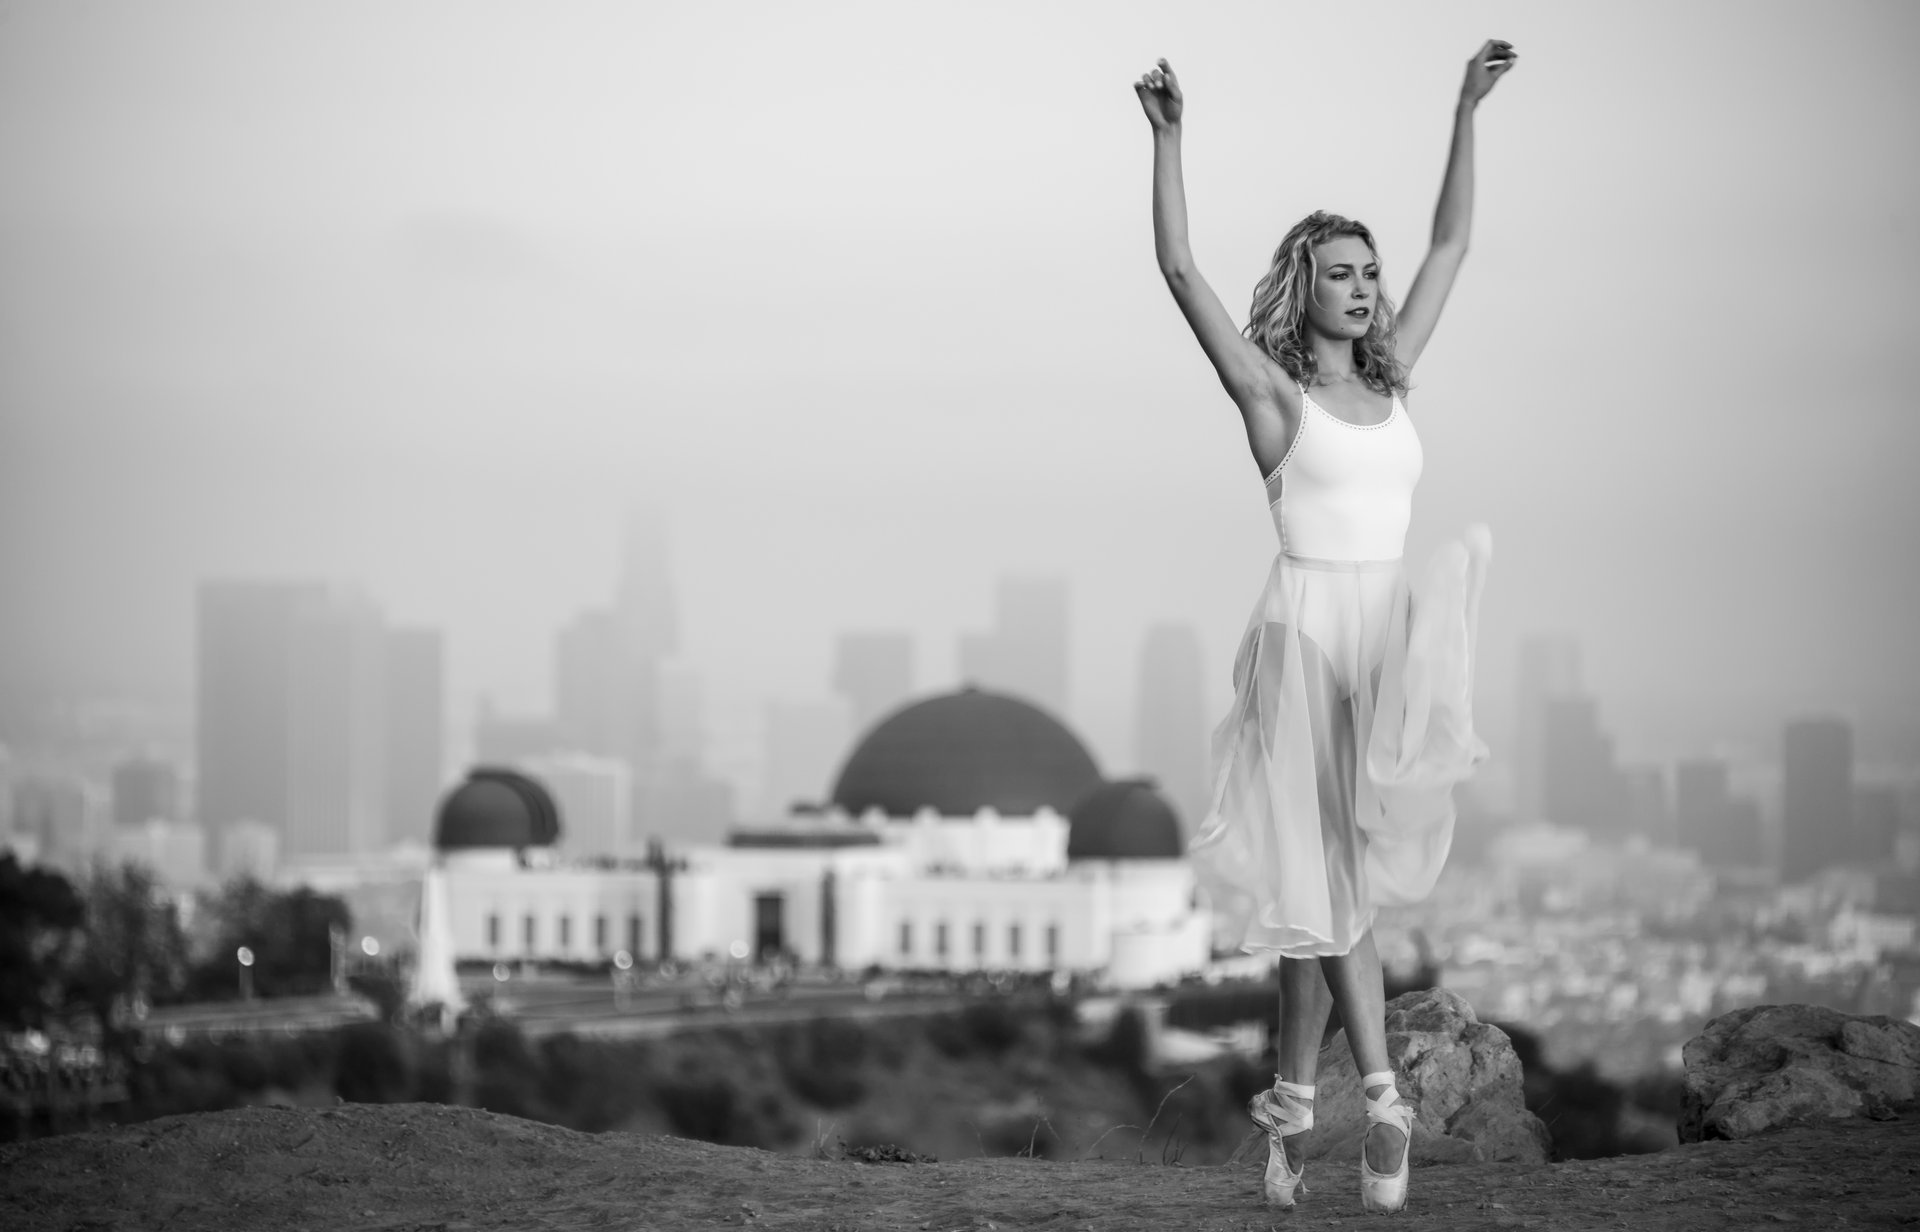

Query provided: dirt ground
[3,1101,1917,1231]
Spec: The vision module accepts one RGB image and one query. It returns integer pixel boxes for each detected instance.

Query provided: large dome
[1067,778,1185,860]
[830,685,1102,817]
[433,767,562,850]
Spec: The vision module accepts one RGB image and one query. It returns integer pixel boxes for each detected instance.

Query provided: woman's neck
[1306,334,1357,385]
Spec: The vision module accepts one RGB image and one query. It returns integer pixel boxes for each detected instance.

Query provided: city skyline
[3,2,1918,783]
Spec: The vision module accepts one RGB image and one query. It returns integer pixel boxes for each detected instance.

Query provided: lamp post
[236,946,255,1001]
[613,949,633,1011]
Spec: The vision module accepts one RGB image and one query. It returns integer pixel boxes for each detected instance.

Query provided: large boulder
[1303,987,1551,1165]
[1679,1003,1920,1142]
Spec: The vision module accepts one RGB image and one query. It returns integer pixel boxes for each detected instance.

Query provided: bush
[1084,1005,1148,1076]
[334,1022,415,1104]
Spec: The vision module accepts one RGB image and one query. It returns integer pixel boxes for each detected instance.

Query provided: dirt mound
[3,1100,1917,1230]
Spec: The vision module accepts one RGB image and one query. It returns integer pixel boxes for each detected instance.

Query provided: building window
[595,915,608,951]
[628,913,643,957]
[523,914,536,952]
[559,916,572,949]
[899,921,913,957]
[935,922,949,959]
[1046,923,1060,961]
[1009,923,1022,959]
[973,922,985,958]
[487,913,500,949]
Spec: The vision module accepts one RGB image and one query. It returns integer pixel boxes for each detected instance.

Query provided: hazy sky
[3,0,1917,788]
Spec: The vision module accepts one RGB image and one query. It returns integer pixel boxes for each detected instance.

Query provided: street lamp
[236,946,255,1001]
[612,949,633,1010]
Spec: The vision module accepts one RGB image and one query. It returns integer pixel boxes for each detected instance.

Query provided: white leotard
[1261,382,1423,561]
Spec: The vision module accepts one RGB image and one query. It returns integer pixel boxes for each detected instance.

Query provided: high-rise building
[762,698,853,816]
[384,627,445,848]
[111,756,179,827]
[218,818,279,881]
[1621,763,1671,846]
[9,774,104,872]
[1515,634,1582,824]
[110,819,207,889]
[523,752,631,858]
[1134,623,1208,836]
[1853,785,1901,866]
[554,607,625,757]
[1675,757,1765,867]
[196,580,329,847]
[1541,694,1628,835]
[1781,716,1853,883]
[285,587,388,860]
[831,632,914,737]
[635,753,734,848]
[958,574,1069,719]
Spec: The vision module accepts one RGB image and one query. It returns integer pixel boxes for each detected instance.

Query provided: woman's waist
[1278,550,1404,573]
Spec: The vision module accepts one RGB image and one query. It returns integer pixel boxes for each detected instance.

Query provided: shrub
[334,1022,415,1104]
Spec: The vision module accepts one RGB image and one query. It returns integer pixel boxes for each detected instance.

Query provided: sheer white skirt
[1189,523,1492,959]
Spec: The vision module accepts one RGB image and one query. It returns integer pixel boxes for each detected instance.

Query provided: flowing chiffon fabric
[1189,524,1492,959]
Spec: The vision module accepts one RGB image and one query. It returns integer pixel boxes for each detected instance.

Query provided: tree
[189,876,351,999]
[65,861,191,1054]
[0,853,86,1031]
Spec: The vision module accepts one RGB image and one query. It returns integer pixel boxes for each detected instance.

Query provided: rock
[1302,986,1552,1165]
[1679,1003,1920,1142]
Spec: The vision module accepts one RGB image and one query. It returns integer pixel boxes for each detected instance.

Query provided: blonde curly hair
[1244,211,1409,398]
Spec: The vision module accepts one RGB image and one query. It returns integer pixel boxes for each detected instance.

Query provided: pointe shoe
[1247,1079,1314,1207]
[1358,1070,1416,1214]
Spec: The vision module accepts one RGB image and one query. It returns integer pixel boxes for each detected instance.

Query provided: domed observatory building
[431,687,1212,989]
[435,767,664,962]
[685,686,1212,988]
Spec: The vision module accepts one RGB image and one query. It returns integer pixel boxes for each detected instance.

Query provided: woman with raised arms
[1133,41,1515,1214]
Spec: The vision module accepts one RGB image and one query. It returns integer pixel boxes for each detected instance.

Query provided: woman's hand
[1134,57,1183,131]
[1460,39,1516,106]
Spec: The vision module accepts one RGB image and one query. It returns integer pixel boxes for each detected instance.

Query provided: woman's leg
[1274,955,1335,1166]
[1318,928,1405,1172]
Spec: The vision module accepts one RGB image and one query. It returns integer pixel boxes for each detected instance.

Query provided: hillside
[4,1100,1917,1230]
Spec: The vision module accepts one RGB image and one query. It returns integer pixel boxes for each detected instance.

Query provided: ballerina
[1134,39,1516,1214]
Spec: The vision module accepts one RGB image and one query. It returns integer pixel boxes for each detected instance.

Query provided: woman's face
[1303,235,1380,341]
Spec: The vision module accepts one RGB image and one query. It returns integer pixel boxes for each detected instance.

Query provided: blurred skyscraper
[1515,634,1581,824]
[198,580,444,865]
[636,753,735,848]
[473,702,562,765]
[1541,693,1629,836]
[523,751,631,858]
[285,586,386,860]
[1674,757,1764,867]
[383,627,445,848]
[761,697,853,816]
[554,607,624,756]
[9,774,105,873]
[1133,622,1207,836]
[196,580,327,857]
[831,632,914,737]
[958,574,1069,720]
[1781,716,1853,882]
[110,818,206,889]
[1852,783,1900,866]
[111,755,179,827]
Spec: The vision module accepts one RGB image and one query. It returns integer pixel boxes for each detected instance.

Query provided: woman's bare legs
[1319,928,1406,1172]
[1275,956,1334,1168]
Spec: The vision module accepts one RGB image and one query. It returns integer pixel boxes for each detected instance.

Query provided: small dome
[1067,778,1184,860]
[830,685,1102,818]
[433,767,561,850]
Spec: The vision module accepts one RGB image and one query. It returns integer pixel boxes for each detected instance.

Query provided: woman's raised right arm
[1136,59,1287,420]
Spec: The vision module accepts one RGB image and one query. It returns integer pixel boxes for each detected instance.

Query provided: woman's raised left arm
[1394,39,1516,374]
